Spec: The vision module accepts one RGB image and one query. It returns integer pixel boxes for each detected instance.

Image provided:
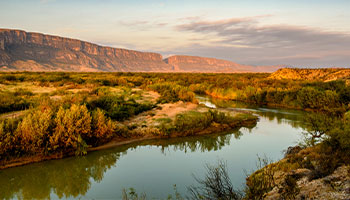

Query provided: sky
[1,0,350,67]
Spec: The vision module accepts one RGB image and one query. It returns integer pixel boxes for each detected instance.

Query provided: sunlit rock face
[0,29,282,72]
[0,29,172,72]
[164,55,253,72]
[164,55,282,73]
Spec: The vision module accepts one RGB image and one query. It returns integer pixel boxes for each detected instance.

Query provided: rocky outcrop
[164,55,282,73]
[0,29,282,72]
[269,68,350,82]
[265,165,350,200]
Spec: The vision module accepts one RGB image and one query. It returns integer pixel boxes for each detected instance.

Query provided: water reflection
[0,127,248,199]
[140,129,244,154]
[0,148,123,200]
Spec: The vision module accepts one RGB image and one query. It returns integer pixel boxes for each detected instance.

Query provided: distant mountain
[164,55,282,72]
[0,29,282,72]
[269,68,350,81]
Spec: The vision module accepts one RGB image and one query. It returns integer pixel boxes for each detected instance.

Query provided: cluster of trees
[147,82,197,103]
[0,91,31,114]
[0,103,116,159]
[157,110,257,136]
[87,94,155,121]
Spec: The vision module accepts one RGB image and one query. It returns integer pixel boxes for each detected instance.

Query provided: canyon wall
[0,29,172,72]
[0,29,282,72]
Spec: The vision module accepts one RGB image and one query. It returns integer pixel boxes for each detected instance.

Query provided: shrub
[16,107,53,154]
[188,160,242,200]
[50,104,91,155]
[174,111,213,134]
[88,95,154,121]
[90,109,116,146]
[0,91,31,114]
[0,118,21,159]
[245,157,276,200]
[148,82,197,103]
[278,174,300,200]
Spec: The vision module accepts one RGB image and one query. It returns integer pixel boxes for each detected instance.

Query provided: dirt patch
[0,110,26,120]
[154,101,198,119]
[123,101,199,128]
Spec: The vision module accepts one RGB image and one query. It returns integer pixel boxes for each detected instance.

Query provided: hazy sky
[1,0,350,67]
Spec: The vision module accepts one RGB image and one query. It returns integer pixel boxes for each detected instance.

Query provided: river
[0,96,307,199]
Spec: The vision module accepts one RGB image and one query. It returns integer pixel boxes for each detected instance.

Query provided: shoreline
[0,117,257,170]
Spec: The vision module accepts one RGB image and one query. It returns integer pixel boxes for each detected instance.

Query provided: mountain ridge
[0,28,282,72]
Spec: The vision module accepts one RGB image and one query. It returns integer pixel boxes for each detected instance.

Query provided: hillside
[0,29,282,72]
[164,55,281,72]
[269,68,350,81]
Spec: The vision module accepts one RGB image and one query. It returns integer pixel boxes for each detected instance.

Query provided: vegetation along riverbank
[0,72,258,169]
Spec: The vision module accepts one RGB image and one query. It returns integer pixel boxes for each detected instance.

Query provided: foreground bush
[188,160,242,200]
[90,108,116,145]
[16,107,53,154]
[0,102,120,159]
[0,118,20,160]
[50,104,92,155]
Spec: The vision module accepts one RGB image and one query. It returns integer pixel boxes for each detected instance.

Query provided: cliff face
[0,29,172,72]
[269,68,350,81]
[0,29,282,72]
[164,55,281,72]
[164,55,250,72]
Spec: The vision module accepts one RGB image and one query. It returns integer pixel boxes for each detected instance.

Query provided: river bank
[0,100,258,170]
[245,145,350,199]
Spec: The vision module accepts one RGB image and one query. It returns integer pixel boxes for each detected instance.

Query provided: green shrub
[0,91,31,114]
[0,118,21,159]
[90,109,116,146]
[88,95,154,121]
[148,82,197,103]
[174,111,213,134]
[50,104,92,155]
[16,107,53,154]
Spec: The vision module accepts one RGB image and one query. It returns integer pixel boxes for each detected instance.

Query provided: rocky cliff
[0,29,172,72]
[164,55,252,72]
[0,29,282,72]
[164,55,281,72]
[269,68,350,81]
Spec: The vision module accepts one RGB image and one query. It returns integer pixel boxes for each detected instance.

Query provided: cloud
[176,17,350,48]
[172,17,350,67]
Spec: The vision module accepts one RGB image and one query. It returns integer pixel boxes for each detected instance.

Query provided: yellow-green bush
[50,104,92,155]
[16,107,53,154]
[90,109,116,145]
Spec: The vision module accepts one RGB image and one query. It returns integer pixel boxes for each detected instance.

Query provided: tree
[303,113,334,146]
